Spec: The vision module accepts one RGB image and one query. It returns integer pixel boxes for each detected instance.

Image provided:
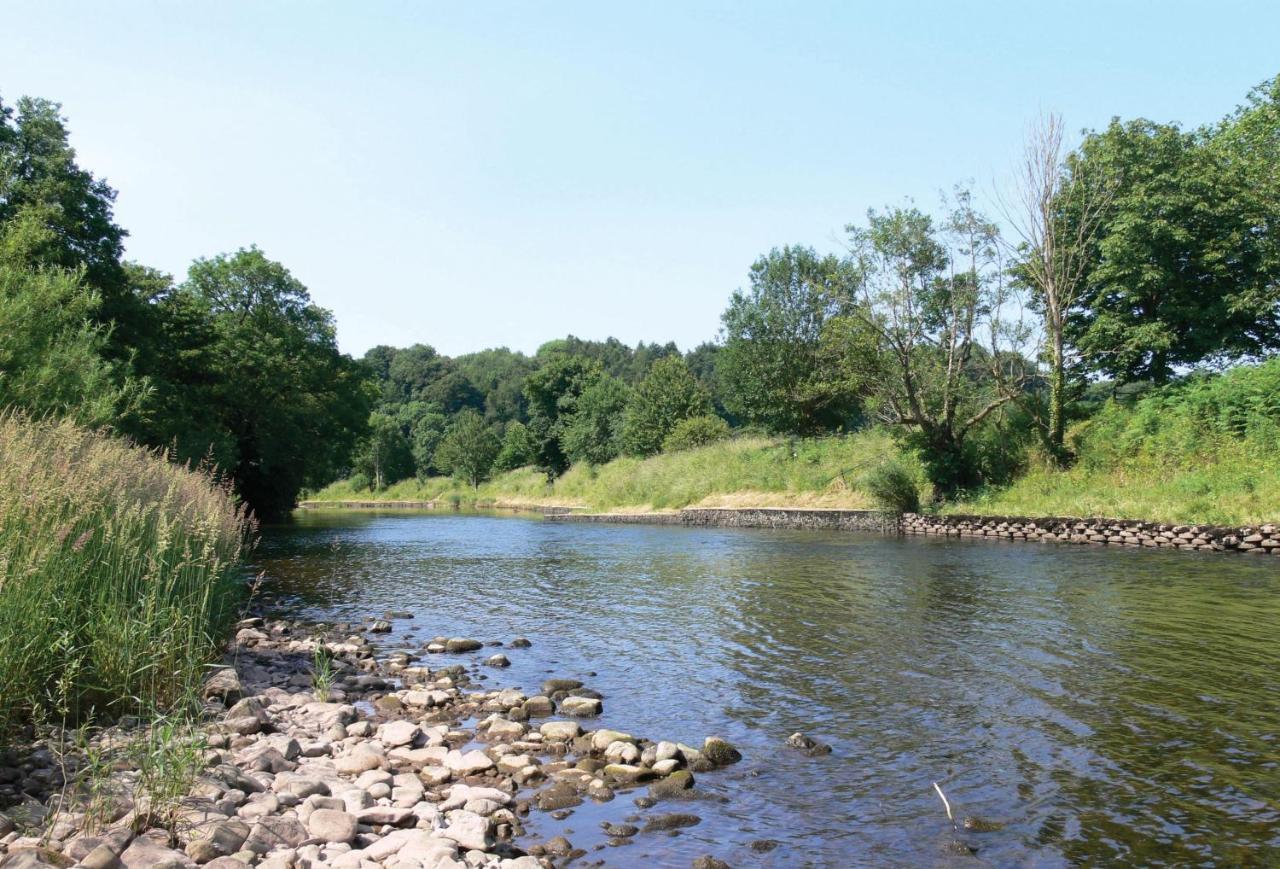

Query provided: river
[255,510,1280,867]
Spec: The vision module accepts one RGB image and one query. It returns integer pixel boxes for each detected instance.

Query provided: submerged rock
[786,731,833,756]
[642,812,701,832]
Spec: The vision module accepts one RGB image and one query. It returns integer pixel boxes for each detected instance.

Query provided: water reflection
[256,512,1280,866]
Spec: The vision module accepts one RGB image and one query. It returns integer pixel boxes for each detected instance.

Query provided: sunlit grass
[309,430,930,513]
[0,414,251,740]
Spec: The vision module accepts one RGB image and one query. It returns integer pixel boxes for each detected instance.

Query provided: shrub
[662,415,731,453]
[860,460,921,514]
[0,414,250,740]
[347,471,371,492]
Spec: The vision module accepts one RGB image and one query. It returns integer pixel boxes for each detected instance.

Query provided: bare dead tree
[1002,113,1113,456]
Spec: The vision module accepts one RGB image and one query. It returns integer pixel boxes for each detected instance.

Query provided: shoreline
[0,615,751,868]
[297,501,1280,558]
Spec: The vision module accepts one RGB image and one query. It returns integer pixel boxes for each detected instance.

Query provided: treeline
[0,96,369,519]
[3,74,1278,516]
[349,73,1280,500]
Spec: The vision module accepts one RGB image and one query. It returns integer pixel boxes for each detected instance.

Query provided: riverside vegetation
[0,70,1279,866]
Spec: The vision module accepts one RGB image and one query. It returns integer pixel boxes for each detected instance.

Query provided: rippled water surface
[256,511,1280,867]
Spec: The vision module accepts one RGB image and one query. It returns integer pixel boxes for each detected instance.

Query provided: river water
[256,510,1280,867]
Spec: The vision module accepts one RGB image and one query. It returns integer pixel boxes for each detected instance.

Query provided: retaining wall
[901,513,1280,555]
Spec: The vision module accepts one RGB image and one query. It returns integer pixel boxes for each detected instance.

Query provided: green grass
[952,360,1280,525]
[310,429,930,513]
[0,414,250,741]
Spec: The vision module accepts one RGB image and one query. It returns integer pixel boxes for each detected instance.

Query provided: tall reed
[0,413,251,740]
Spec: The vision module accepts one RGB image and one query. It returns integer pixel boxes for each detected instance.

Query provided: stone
[0,849,75,869]
[509,637,532,648]
[590,729,633,751]
[243,815,308,854]
[378,720,422,748]
[702,736,741,767]
[604,740,640,763]
[119,837,196,867]
[522,696,555,717]
[541,678,582,695]
[184,819,249,862]
[444,638,482,653]
[533,782,582,811]
[203,669,244,703]
[643,812,701,832]
[601,822,638,837]
[786,731,832,756]
[602,763,655,783]
[306,808,358,843]
[334,747,384,775]
[369,619,392,633]
[443,749,494,775]
[440,810,492,852]
[356,805,415,826]
[693,857,730,869]
[485,654,511,668]
[648,770,695,798]
[539,720,581,741]
[559,696,602,717]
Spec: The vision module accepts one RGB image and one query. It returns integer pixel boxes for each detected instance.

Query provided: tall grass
[954,360,1280,524]
[0,414,251,740]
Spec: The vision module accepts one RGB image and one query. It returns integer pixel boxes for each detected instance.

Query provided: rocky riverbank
[0,616,748,869]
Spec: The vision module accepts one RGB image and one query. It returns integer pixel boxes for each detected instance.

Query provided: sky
[4,1,1278,358]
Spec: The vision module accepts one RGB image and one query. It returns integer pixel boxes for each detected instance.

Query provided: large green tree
[562,375,630,466]
[435,408,500,489]
[1065,116,1280,383]
[157,247,370,518]
[523,354,605,478]
[621,356,712,456]
[840,194,1030,494]
[718,245,860,434]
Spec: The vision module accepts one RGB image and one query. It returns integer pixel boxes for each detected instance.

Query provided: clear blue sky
[5,1,1277,357]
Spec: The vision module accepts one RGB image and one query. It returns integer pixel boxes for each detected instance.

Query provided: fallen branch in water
[933,780,955,828]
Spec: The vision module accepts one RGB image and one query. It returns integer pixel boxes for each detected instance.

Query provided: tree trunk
[1048,333,1066,459]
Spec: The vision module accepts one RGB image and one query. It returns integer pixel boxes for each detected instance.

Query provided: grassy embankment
[0,414,250,742]
[311,429,928,512]
[309,360,1280,526]
[955,359,1280,525]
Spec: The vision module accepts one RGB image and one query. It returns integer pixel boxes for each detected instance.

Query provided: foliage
[408,408,449,479]
[493,421,538,472]
[621,356,712,456]
[860,460,921,514]
[840,190,1031,495]
[0,414,249,740]
[662,414,731,452]
[523,354,605,478]
[143,247,371,519]
[1064,115,1280,383]
[562,375,631,466]
[0,96,135,336]
[352,411,413,490]
[718,245,861,434]
[435,408,500,489]
[956,358,1280,524]
[0,261,142,425]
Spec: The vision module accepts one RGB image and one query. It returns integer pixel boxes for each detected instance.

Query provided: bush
[860,460,921,514]
[348,471,371,492]
[662,415,731,453]
[0,414,250,739]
